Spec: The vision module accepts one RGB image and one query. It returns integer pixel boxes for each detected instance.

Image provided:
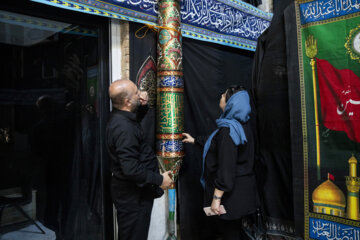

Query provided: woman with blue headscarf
[183,86,258,240]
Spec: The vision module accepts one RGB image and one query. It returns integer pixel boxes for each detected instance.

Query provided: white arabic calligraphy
[114,0,158,14]
[180,0,269,39]
[337,98,360,115]
[312,219,360,240]
[301,0,360,21]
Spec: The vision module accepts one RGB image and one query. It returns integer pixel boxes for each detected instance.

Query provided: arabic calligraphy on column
[157,92,184,133]
[300,0,360,25]
[310,217,360,240]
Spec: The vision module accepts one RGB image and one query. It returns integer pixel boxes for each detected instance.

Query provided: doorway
[0,6,109,240]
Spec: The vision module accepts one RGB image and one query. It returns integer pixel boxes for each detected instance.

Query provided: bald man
[106,79,173,240]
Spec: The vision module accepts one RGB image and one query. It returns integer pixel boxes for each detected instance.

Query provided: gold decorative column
[305,35,321,181]
[346,155,360,220]
[156,0,183,239]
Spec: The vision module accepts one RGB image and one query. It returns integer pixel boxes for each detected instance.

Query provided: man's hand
[139,91,149,106]
[182,133,195,144]
[160,171,173,190]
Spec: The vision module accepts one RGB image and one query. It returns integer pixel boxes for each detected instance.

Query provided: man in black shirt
[106,79,173,240]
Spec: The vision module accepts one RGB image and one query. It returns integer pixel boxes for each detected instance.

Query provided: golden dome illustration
[313,179,346,207]
[312,176,346,217]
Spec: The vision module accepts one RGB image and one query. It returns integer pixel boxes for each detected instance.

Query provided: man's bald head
[109,79,139,111]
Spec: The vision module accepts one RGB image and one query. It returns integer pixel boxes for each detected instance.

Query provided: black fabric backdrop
[284,3,304,238]
[129,23,158,150]
[252,0,299,237]
[180,35,256,240]
[130,22,255,239]
[253,2,289,234]
[252,5,293,224]
[130,5,301,234]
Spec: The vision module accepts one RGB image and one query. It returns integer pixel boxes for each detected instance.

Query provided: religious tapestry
[136,56,157,109]
[295,0,360,239]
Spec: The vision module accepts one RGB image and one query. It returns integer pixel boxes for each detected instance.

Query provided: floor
[0,221,55,240]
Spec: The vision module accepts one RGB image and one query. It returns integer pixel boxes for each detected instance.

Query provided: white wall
[257,0,273,13]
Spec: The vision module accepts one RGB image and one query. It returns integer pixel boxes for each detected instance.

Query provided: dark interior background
[0,1,111,239]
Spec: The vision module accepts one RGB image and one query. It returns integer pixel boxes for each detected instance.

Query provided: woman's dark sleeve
[214,128,239,192]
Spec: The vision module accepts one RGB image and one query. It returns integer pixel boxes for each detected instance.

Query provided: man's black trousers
[116,200,154,240]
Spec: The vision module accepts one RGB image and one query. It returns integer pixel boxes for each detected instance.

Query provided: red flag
[316,58,360,143]
[328,173,335,181]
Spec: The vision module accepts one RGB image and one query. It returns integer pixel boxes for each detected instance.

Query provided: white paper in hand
[203,205,227,216]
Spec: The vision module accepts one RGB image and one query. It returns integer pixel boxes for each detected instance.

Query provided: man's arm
[113,125,173,189]
[113,125,162,186]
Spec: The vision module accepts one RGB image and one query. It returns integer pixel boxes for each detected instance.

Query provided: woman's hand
[182,133,195,144]
[211,188,223,215]
[211,198,221,215]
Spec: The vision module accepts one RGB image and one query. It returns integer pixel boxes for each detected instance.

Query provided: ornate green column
[156,0,183,239]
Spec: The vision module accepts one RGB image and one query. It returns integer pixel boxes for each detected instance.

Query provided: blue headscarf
[200,90,251,188]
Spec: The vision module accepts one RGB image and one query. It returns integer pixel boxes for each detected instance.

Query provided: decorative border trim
[157,88,184,93]
[301,12,360,29]
[309,213,360,226]
[157,152,185,158]
[219,0,273,20]
[156,134,183,140]
[264,217,297,237]
[296,0,315,3]
[295,2,311,238]
[298,0,360,25]
[158,71,183,77]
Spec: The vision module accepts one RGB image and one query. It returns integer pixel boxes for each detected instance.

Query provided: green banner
[296,0,360,238]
